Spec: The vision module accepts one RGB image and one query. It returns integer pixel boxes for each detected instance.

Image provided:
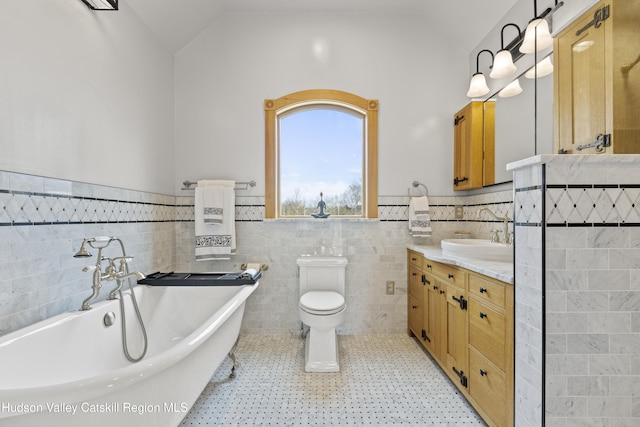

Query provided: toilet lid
[300,291,345,314]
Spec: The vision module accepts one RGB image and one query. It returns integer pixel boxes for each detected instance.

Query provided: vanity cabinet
[554,0,640,154]
[407,250,514,427]
[467,273,514,427]
[453,101,494,191]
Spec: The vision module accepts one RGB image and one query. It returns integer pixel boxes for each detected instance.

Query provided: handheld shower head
[73,239,93,258]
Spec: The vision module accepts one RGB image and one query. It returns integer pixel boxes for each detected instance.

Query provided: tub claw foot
[228,337,240,379]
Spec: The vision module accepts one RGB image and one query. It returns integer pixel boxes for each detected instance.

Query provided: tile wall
[512,155,640,427]
[0,169,512,337]
[0,170,176,336]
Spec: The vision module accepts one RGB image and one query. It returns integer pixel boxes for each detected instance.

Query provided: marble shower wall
[0,168,512,337]
[512,155,640,427]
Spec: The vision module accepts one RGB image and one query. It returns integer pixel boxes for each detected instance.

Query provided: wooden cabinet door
[408,294,423,339]
[453,102,484,191]
[445,282,469,389]
[423,273,443,359]
[555,2,607,154]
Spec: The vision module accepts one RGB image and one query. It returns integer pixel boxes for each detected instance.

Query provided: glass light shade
[467,73,490,98]
[519,18,552,54]
[490,50,517,79]
[525,56,554,79]
[498,79,523,98]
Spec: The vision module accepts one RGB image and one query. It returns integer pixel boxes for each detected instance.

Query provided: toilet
[297,255,348,372]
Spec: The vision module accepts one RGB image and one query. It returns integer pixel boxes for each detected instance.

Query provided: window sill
[263,217,379,223]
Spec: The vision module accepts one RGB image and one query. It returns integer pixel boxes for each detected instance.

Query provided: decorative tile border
[0,179,515,226]
[514,185,543,226]
[0,189,176,225]
[546,184,640,227]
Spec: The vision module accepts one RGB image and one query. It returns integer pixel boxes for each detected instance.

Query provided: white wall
[175,11,469,197]
[0,1,175,195]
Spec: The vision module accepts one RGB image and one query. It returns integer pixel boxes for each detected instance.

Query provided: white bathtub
[0,282,259,426]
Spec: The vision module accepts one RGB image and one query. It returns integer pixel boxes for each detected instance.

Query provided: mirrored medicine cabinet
[484,52,554,186]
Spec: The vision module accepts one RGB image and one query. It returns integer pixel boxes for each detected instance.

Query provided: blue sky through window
[279,106,364,208]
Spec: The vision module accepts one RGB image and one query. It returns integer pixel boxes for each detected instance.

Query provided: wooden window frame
[264,89,378,218]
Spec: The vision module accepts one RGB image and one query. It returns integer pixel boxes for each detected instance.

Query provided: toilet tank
[297,256,348,296]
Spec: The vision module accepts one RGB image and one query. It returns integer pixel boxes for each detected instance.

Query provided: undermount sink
[441,239,513,263]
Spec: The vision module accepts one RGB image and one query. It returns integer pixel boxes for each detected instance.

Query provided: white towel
[409,196,432,237]
[195,180,236,260]
[197,181,225,225]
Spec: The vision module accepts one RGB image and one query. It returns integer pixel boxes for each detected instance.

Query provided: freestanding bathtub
[0,281,259,426]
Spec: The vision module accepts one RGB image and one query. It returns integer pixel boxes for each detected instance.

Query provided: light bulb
[498,79,523,98]
[525,56,554,79]
[467,73,490,98]
[490,50,517,79]
[520,18,553,54]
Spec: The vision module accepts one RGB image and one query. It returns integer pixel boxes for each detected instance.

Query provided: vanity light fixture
[490,23,522,79]
[525,55,554,79]
[498,79,523,98]
[520,1,564,54]
[467,49,494,98]
[81,0,118,10]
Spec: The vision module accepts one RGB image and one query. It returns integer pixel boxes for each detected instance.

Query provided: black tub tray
[139,271,261,286]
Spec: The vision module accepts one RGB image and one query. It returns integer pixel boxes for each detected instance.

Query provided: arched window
[264,89,378,218]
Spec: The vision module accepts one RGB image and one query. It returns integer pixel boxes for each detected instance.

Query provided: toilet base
[304,328,339,372]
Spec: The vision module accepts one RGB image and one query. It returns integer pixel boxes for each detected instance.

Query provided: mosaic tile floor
[180,334,486,426]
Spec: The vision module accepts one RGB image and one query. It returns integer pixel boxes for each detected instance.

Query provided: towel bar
[182,180,256,191]
[409,180,428,196]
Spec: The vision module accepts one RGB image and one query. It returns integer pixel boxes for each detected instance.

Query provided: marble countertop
[407,245,514,285]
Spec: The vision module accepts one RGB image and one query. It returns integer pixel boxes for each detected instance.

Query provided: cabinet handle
[452,295,468,310]
[480,312,488,319]
[411,257,417,262]
[412,305,418,309]
[426,264,432,269]
[448,274,454,279]
[480,369,487,377]
[479,287,487,293]
[433,285,438,290]
[440,290,445,295]
[454,176,469,186]
[412,272,417,277]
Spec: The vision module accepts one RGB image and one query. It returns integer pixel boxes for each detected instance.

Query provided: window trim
[264,89,378,219]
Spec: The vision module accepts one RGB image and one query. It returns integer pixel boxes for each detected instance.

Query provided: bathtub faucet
[74,237,145,310]
[107,257,145,300]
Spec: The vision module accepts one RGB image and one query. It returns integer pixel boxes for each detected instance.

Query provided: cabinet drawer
[469,274,506,309]
[431,261,465,286]
[469,348,507,427]
[408,251,423,268]
[469,299,506,370]
[408,265,424,302]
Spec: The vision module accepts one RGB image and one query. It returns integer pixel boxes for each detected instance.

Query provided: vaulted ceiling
[126,0,519,54]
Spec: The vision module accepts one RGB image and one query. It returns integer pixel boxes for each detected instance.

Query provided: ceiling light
[81,0,118,10]
[490,23,522,79]
[467,49,494,98]
[498,79,523,98]
[525,56,554,79]
[520,1,564,54]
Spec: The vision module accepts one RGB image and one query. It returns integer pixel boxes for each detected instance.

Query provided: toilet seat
[299,291,345,315]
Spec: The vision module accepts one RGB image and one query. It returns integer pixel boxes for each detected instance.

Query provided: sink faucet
[74,237,145,310]
[477,208,511,244]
